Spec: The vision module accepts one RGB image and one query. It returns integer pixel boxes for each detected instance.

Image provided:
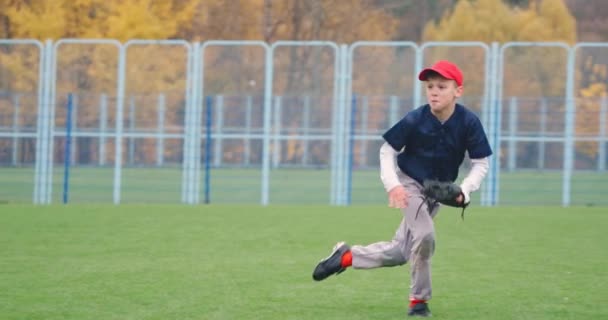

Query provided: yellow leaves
[423,0,575,98]
[424,0,514,42]
[0,44,42,92]
[3,0,201,41]
[580,83,607,98]
[423,23,438,41]
[579,58,607,98]
[538,0,576,44]
[511,0,576,43]
[320,0,397,42]
[2,0,398,44]
[166,0,199,37]
[6,1,67,39]
[423,0,575,43]
[106,0,176,41]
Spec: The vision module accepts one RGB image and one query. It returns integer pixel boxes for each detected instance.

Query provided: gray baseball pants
[351,174,439,301]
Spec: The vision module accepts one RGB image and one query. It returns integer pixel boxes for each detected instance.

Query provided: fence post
[204,96,213,204]
[507,97,518,172]
[337,44,349,205]
[538,98,547,170]
[413,47,423,108]
[47,40,60,204]
[562,46,576,207]
[389,95,399,126]
[347,94,357,205]
[272,95,282,168]
[359,95,368,167]
[262,43,273,205]
[244,95,252,166]
[99,94,107,166]
[12,94,20,166]
[44,39,54,203]
[33,39,49,204]
[486,42,501,206]
[182,42,198,204]
[214,95,224,168]
[70,94,78,165]
[113,42,126,205]
[156,93,165,167]
[302,95,310,165]
[599,97,607,171]
[62,93,74,204]
[128,95,136,165]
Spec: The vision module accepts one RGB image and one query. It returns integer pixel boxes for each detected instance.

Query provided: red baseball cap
[418,60,463,86]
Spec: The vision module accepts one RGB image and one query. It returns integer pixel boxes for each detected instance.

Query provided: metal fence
[0,39,607,206]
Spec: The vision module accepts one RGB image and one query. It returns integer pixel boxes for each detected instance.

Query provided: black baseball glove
[418,179,469,220]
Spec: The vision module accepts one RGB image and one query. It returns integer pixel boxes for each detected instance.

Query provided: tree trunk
[310,0,323,98]
[263,0,273,43]
[286,0,303,95]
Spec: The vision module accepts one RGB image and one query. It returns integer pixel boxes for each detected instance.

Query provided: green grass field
[1,167,608,206]
[1,205,607,319]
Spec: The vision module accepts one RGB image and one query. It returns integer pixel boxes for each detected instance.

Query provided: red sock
[340,250,352,268]
[409,299,426,308]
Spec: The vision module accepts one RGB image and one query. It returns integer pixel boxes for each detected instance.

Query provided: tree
[422,0,576,98]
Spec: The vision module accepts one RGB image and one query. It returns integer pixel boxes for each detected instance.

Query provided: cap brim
[418,68,451,82]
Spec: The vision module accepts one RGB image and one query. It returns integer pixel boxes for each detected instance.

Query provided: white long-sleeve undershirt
[379,142,489,204]
[459,157,489,203]
[379,142,402,192]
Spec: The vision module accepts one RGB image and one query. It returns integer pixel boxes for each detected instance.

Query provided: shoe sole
[407,313,431,317]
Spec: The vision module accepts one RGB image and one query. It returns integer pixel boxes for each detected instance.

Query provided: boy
[312,60,492,317]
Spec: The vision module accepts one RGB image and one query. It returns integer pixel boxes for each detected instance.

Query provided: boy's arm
[380,142,408,208]
[379,142,401,192]
[460,157,489,204]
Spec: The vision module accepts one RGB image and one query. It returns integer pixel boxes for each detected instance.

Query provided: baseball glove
[418,179,469,220]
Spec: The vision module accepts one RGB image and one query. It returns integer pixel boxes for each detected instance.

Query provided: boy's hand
[388,185,408,208]
[456,194,463,204]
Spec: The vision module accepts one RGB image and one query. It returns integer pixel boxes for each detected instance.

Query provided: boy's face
[424,75,463,113]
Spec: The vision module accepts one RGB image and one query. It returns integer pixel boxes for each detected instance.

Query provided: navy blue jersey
[382,104,492,185]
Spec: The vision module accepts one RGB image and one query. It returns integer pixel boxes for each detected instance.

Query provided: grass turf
[1,205,607,319]
[1,167,608,206]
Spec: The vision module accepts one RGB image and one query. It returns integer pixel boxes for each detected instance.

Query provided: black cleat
[407,302,431,317]
[312,242,351,281]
